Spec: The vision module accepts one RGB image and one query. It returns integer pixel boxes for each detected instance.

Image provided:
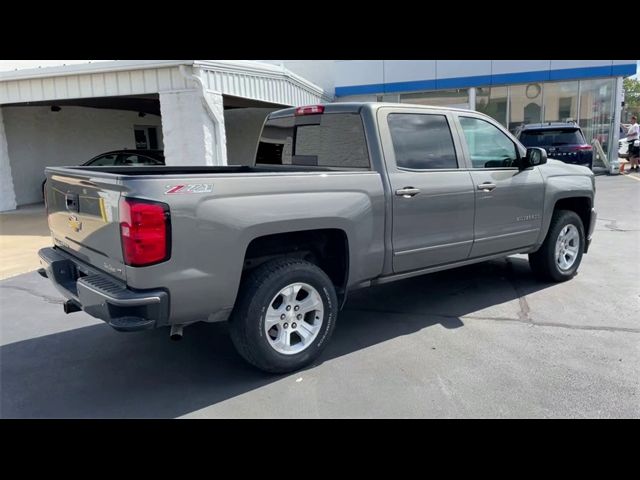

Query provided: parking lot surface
[0,204,51,280]
[1,174,638,418]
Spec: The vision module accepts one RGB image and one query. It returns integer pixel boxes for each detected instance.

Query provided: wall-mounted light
[51,105,61,112]
[138,112,146,117]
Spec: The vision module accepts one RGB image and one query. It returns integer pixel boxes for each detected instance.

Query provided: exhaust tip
[170,325,184,341]
[63,300,81,314]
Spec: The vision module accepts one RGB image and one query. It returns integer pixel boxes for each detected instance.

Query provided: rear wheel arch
[242,228,350,305]
[229,256,339,373]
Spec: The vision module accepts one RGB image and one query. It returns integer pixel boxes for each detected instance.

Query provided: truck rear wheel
[529,209,585,282]
[229,258,338,374]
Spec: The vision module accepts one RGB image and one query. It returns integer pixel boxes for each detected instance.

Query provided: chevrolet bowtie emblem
[68,215,82,232]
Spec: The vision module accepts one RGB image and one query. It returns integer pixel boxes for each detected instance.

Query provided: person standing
[625,116,639,173]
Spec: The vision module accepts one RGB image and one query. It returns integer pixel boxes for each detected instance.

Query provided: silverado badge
[68,215,82,232]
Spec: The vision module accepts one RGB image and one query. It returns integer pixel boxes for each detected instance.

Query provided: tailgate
[45,169,127,281]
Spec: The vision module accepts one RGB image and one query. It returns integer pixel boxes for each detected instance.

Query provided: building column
[610,76,624,173]
[468,87,476,111]
[0,107,17,212]
[202,90,228,166]
[159,89,227,167]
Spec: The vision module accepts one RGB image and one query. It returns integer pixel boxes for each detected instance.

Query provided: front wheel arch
[529,209,585,282]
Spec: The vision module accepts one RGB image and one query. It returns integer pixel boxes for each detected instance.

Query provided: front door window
[459,116,519,168]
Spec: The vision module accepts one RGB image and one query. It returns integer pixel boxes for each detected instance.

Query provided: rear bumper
[38,247,169,332]
[585,207,597,254]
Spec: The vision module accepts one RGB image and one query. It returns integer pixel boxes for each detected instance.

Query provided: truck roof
[268,102,478,119]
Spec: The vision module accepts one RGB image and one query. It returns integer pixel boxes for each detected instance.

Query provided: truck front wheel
[529,209,585,282]
[229,258,338,374]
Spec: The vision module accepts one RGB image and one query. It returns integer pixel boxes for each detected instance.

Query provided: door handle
[395,187,420,198]
[477,183,497,192]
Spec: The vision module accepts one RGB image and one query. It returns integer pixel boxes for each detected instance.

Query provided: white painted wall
[491,60,551,75]
[384,61,436,84]
[336,60,384,88]
[438,60,492,79]
[224,108,279,166]
[159,89,227,167]
[3,106,162,206]
[335,94,379,103]
[0,108,16,211]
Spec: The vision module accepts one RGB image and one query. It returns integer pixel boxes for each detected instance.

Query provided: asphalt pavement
[1,174,638,418]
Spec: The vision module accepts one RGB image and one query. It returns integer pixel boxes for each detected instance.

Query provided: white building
[0,60,330,210]
[0,59,635,211]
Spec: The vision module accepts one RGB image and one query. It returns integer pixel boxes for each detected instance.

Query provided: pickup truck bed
[72,164,364,175]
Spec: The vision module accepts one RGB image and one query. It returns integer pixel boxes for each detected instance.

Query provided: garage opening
[3,92,294,207]
[222,94,286,166]
[2,94,162,207]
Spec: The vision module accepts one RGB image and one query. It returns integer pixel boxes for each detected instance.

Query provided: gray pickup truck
[38,102,596,373]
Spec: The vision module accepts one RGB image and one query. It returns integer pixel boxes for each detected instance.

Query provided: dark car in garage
[41,149,165,199]
[514,122,593,170]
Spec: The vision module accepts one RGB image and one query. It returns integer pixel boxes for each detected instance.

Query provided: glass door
[578,78,615,163]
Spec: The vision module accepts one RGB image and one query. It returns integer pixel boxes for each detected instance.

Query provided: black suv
[514,122,593,170]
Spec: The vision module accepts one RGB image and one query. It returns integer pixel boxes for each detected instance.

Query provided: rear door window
[387,113,458,169]
[256,113,370,168]
[520,128,585,147]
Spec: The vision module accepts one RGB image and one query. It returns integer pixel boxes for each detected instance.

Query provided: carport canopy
[0,60,330,210]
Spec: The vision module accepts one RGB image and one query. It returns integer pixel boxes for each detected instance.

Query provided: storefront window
[508,83,543,132]
[543,81,579,122]
[578,78,615,156]
[400,89,469,108]
[476,86,508,126]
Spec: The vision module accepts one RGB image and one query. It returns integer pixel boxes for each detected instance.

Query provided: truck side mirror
[521,147,547,170]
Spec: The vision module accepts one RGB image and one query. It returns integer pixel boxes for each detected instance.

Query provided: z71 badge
[164,184,213,195]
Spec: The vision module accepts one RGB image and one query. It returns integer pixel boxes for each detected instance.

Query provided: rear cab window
[256,113,370,169]
[520,128,586,147]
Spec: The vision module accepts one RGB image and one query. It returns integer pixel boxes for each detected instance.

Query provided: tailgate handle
[65,193,79,212]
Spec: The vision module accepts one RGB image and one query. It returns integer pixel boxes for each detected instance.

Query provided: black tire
[229,258,338,374]
[529,209,585,282]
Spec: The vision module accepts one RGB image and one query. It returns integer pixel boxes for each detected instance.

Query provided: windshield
[519,128,585,147]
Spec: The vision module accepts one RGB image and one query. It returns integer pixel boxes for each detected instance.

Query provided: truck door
[378,107,476,273]
[454,114,545,258]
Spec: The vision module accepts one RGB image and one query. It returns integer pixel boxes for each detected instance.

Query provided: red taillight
[119,197,170,267]
[575,145,592,151]
[295,105,325,116]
